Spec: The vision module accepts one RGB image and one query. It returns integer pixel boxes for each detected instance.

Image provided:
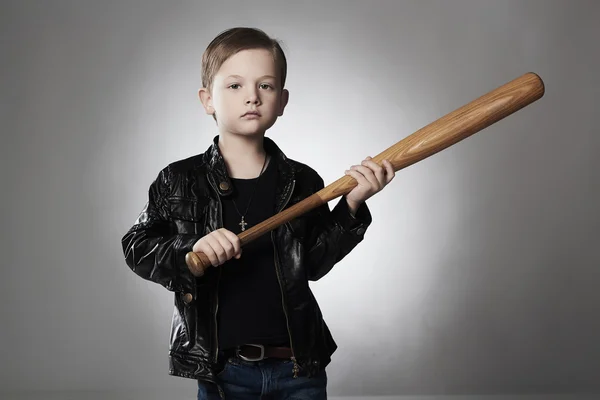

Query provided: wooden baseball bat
[186,72,545,277]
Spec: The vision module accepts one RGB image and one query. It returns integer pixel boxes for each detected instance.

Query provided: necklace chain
[231,154,269,231]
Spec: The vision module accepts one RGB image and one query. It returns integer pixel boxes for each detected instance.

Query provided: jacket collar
[204,135,296,209]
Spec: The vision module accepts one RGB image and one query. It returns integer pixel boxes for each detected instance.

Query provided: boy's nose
[245,88,260,104]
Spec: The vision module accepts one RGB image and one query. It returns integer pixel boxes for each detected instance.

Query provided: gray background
[2,0,599,399]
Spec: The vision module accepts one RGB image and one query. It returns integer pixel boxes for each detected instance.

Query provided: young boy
[122,27,395,399]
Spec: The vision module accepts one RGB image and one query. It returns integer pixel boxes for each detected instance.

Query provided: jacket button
[182,293,193,304]
[356,227,365,235]
[219,182,229,191]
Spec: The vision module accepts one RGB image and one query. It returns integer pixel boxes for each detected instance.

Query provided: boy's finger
[344,168,364,183]
[202,246,219,267]
[215,235,235,260]
[355,164,377,183]
[222,229,242,257]
[346,165,375,187]
[357,162,384,185]
[209,234,231,264]
[361,159,385,174]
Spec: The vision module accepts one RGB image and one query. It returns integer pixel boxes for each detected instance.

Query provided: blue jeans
[197,355,327,399]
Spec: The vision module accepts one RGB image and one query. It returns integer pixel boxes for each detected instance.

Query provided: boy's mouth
[242,111,261,117]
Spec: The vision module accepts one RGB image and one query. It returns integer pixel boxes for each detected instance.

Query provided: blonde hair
[202,27,287,92]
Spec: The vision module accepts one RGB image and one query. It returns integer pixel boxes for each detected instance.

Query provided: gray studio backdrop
[2,0,599,399]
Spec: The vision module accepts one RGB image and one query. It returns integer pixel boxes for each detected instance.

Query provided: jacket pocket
[168,197,207,235]
[170,297,193,352]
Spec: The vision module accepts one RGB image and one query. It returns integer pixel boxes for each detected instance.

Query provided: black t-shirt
[217,156,291,350]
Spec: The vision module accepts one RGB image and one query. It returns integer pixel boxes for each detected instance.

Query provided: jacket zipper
[207,177,224,363]
[213,270,222,363]
[207,176,225,399]
[272,179,300,378]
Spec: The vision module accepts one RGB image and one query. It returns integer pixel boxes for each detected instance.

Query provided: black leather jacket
[121,135,372,385]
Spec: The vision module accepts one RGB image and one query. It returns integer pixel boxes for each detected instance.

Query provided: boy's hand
[192,228,242,267]
[344,156,395,214]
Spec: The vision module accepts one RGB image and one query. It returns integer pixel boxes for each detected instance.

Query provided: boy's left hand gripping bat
[185,72,545,277]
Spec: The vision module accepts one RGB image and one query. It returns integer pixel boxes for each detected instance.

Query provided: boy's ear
[198,87,214,115]
[278,89,290,116]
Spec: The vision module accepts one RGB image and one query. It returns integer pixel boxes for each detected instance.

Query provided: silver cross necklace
[231,153,269,232]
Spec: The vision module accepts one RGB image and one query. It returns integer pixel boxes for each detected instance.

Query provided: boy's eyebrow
[226,74,277,80]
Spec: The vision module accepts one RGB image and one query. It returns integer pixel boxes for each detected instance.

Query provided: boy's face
[199,48,289,137]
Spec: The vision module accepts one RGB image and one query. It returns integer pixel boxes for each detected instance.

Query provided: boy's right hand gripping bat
[186,72,545,277]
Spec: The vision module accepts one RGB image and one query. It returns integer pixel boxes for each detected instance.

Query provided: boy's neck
[218,133,270,179]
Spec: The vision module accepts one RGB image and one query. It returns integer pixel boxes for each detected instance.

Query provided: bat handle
[185,251,211,277]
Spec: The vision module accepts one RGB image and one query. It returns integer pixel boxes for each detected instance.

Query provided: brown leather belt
[235,344,293,361]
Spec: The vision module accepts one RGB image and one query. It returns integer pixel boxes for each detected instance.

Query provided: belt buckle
[236,344,265,362]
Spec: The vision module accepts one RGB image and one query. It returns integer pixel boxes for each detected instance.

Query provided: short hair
[202,27,287,92]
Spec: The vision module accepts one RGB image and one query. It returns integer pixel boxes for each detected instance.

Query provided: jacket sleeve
[303,174,372,281]
[121,167,201,294]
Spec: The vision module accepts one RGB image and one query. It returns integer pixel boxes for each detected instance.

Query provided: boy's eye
[228,83,274,90]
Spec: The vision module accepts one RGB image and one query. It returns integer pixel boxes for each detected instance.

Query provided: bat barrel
[317,72,545,202]
[380,72,545,170]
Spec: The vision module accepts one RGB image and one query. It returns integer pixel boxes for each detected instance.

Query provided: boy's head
[198,27,289,136]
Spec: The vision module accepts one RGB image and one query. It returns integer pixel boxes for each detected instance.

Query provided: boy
[122,27,395,399]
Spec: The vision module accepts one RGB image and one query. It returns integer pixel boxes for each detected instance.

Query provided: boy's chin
[227,128,268,137]
[232,122,275,136]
